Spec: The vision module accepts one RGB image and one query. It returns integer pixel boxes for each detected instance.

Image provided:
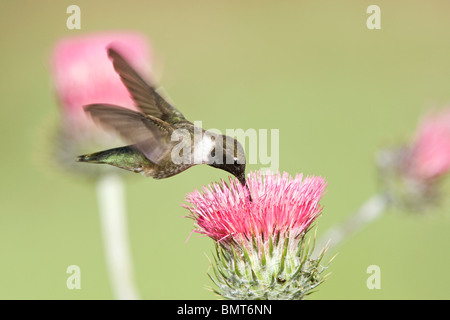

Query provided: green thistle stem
[96,173,140,299]
[314,192,391,258]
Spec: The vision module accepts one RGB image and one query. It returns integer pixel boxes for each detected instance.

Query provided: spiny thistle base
[209,232,329,300]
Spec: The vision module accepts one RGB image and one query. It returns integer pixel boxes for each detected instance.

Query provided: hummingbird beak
[237,173,252,202]
[237,173,247,187]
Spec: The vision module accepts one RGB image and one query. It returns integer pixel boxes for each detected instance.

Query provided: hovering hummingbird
[77,48,248,187]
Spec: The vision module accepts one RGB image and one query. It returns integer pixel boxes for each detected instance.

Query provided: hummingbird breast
[141,124,216,179]
[142,159,194,180]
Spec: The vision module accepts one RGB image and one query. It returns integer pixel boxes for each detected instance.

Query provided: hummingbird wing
[85,104,175,164]
[107,47,185,121]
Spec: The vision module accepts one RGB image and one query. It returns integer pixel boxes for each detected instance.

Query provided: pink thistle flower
[185,171,326,244]
[49,32,152,299]
[408,109,450,180]
[377,108,450,211]
[50,32,152,175]
[52,32,151,122]
[184,171,329,300]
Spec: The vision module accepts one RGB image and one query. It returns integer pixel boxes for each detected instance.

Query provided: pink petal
[51,32,152,124]
[184,171,327,244]
[409,109,450,179]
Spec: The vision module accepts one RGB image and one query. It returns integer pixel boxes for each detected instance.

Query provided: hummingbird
[77,48,248,187]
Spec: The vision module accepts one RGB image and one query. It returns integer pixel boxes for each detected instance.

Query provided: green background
[1,0,450,299]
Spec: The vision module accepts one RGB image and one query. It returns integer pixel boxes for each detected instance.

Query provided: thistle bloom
[408,109,450,180]
[49,32,153,299]
[184,171,329,300]
[377,108,450,210]
[51,32,152,175]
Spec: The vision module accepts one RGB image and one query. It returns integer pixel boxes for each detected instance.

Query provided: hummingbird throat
[170,122,242,166]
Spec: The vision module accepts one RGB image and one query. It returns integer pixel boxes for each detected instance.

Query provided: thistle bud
[376,109,450,211]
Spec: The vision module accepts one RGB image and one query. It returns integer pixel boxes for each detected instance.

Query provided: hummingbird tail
[76,146,151,174]
[77,151,109,164]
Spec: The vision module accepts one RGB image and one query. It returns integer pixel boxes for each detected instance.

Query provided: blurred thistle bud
[50,32,152,176]
[376,109,450,211]
[184,171,330,300]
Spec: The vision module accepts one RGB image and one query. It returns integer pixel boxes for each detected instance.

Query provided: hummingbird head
[207,134,247,186]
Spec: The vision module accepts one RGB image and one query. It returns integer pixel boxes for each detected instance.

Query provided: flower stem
[96,173,140,300]
[314,193,391,258]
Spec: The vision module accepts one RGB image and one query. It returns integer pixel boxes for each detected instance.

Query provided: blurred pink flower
[50,32,152,299]
[50,32,152,174]
[377,108,450,210]
[51,31,152,122]
[408,108,450,180]
[185,171,327,244]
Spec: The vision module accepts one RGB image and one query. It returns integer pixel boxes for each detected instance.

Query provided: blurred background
[1,0,450,299]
